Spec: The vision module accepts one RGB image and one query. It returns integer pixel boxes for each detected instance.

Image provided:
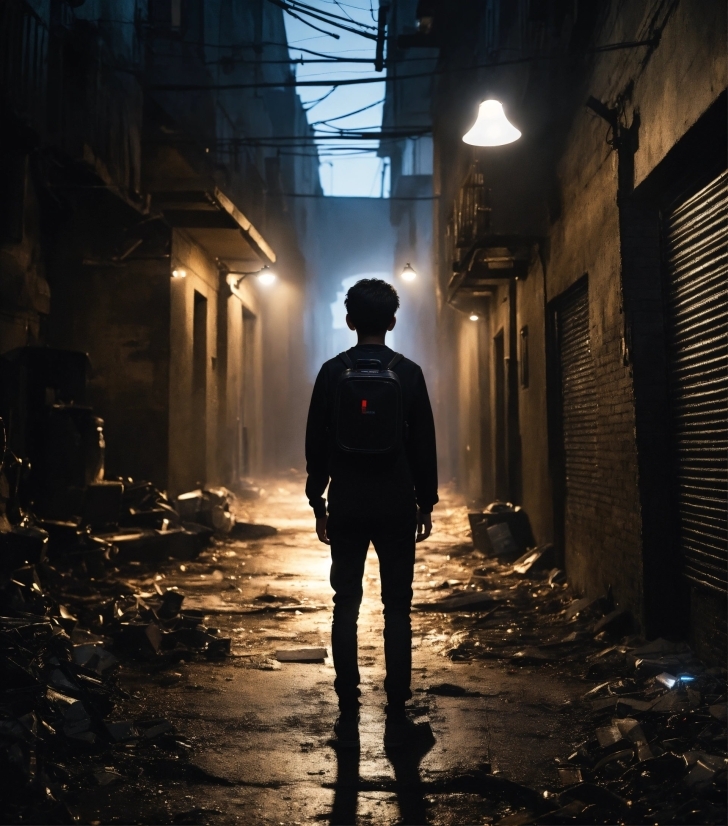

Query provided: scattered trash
[558,767,583,786]
[275,647,327,663]
[414,589,503,611]
[176,487,235,534]
[425,683,482,697]
[486,522,520,557]
[468,502,535,556]
[229,522,278,540]
[592,609,633,638]
[511,544,555,576]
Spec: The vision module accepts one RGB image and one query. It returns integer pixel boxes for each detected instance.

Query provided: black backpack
[333,352,404,455]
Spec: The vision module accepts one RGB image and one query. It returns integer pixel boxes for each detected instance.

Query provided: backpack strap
[387,353,403,370]
[338,351,354,369]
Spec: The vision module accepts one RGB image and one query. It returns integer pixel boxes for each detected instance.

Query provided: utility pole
[374,2,390,72]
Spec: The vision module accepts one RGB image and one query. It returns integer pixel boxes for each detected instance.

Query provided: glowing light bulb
[401,263,417,281]
[462,100,521,147]
[171,268,186,278]
[256,269,277,286]
[469,313,479,321]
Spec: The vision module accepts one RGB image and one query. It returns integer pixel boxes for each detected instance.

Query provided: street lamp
[401,263,417,281]
[462,100,521,147]
[469,313,479,321]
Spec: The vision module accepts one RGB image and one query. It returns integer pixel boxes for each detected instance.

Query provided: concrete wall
[516,257,552,550]
[429,0,727,638]
[169,231,221,495]
[537,0,726,621]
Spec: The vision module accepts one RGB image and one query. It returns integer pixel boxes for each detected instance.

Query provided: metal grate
[453,161,490,250]
[559,281,598,514]
[664,170,728,594]
[0,0,49,133]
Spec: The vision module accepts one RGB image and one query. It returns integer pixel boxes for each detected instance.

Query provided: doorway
[493,329,508,501]
[192,291,207,485]
[663,170,727,658]
[548,276,598,563]
[241,306,257,477]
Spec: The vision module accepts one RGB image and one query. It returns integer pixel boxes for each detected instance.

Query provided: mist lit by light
[330,272,397,350]
[401,263,417,281]
[257,271,277,286]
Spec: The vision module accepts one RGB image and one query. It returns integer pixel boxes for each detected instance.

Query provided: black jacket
[305,343,438,519]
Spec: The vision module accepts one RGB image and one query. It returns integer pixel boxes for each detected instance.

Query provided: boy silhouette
[305,278,438,748]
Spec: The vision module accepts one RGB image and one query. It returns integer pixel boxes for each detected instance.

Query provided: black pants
[328,512,417,713]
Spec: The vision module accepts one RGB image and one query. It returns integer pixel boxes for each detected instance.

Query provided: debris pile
[427,508,728,825]
[0,389,244,821]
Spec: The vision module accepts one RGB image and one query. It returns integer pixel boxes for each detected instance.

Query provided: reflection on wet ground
[74,477,588,825]
[77,476,725,825]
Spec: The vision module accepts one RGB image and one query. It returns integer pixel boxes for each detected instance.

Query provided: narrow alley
[65,480,595,825]
[0,1,726,824]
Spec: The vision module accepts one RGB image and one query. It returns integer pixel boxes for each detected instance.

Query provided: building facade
[382,0,727,661]
[0,0,321,496]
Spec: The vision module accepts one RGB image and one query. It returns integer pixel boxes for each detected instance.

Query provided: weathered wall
[220,278,263,482]
[430,0,726,637]
[540,0,727,621]
[455,315,483,503]
[74,262,171,488]
[0,155,51,354]
[516,257,553,549]
[168,231,220,496]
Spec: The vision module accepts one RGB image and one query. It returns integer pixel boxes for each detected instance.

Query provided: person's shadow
[386,735,434,826]
[329,745,360,826]
[329,734,434,826]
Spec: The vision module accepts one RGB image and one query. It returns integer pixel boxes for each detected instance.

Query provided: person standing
[305,279,438,749]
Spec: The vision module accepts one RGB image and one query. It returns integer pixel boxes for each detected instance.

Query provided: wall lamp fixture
[171,268,186,278]
[401,263,417,281]
[463,100,521,146]
[225,265,277,289]
[469,313,479,322]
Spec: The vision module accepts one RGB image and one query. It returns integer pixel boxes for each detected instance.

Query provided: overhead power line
[281,7,341,40]
[149,41,660,92]
[270,0,377,31]
[267,0,378,40]
[310,97,384,125]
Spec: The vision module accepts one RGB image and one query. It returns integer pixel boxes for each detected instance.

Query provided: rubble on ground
[0,438,249,822]
[409,508,728,825]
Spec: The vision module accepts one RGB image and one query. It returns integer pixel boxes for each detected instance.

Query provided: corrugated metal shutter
[664,170,728,594]
[558,280,598,514]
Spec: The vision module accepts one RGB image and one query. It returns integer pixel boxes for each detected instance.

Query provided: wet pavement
[81,477,594,825]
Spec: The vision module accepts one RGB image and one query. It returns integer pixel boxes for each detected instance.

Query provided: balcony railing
[0,0,49,134]
[453,161,491,251]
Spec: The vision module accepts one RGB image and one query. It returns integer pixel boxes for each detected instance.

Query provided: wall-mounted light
[401,263,417,281]
[226,265,277,289]
[462,100,521,147]
[256,269,277,286]
[469,313,479,321]
[171,268,186,279]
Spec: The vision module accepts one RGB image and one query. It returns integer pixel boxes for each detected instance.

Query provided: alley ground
[83,478,592,825]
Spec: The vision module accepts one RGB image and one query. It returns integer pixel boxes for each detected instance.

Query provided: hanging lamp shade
[462,100,521,147]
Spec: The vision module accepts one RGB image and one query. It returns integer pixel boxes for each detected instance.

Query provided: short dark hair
[345,279,400,335]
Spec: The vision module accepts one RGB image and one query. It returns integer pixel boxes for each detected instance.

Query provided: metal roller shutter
[558,280,598,515]
[664,170,728,594]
